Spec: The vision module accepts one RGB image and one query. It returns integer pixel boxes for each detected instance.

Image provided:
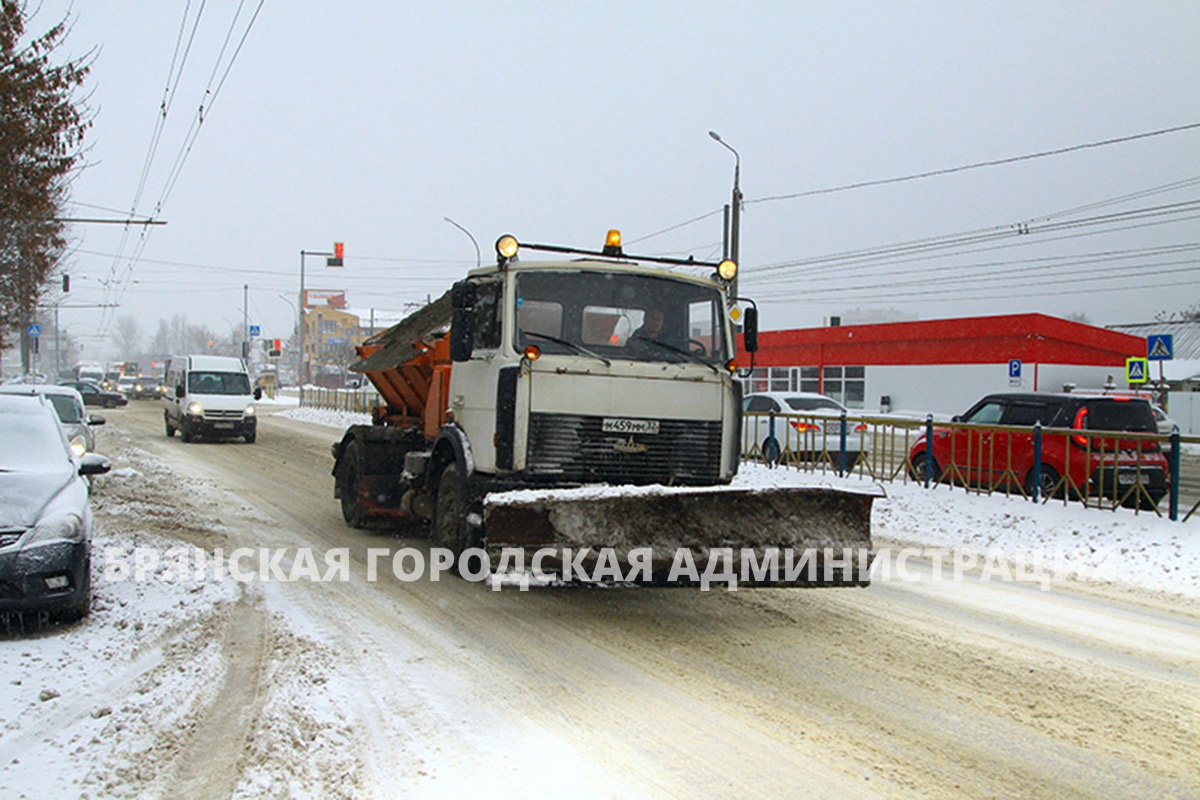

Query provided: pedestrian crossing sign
[1126,357,1149,384]
[1147,334,1173,361]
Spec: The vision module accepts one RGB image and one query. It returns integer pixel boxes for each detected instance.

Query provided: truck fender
[331,426,369,479]
[430,424,473,502]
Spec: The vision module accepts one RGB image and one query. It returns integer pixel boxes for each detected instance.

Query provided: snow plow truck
[331,232,877,586]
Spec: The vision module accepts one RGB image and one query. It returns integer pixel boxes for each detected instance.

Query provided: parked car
[59,380,128,408]
[908,392,1168,507]
[0,394,111,620]
[0,384,105,456]
[742,391,871,465]
[1152,404,1178,456]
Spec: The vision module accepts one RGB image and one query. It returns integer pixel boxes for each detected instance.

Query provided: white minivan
[163,355,261,443]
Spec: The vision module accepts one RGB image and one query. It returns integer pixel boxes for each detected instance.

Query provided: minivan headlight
[244,405,256,417]
[186,401,204,416]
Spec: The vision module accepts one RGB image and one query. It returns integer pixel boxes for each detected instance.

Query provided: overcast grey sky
[32,1,1200,358]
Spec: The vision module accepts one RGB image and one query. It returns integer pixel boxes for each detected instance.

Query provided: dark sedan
[0,394,111,620]
[60,380,128,408]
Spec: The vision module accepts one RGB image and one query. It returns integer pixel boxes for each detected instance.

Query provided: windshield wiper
[633,337,719,373]
[524,331,612,367]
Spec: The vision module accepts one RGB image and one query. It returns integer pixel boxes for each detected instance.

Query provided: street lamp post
[708,130,742,301]
[299,248,333,385]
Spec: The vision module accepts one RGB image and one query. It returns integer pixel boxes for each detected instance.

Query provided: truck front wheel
[433,465,469,563]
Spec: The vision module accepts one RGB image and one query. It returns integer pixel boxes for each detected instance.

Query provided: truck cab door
[448,279,505,474]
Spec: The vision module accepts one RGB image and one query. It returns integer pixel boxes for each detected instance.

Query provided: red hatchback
[908,393,1168,508]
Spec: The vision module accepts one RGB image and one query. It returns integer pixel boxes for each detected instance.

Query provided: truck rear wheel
[338,440,367,528]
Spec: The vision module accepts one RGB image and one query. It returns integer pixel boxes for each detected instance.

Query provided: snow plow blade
[482,486,881,587]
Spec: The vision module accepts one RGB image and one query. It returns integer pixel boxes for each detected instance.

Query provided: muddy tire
[164,414,175,437]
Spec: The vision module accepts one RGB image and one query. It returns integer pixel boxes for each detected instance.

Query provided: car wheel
[338,441,366,528]
[180,424,193,443]
[910,451,941,483]
[1023,464,1060,500]
[244,430,257,444]
[164,414,175,437]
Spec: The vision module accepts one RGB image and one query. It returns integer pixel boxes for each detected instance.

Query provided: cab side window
[472,280,502,350]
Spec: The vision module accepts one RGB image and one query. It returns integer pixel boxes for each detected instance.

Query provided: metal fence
[299,386,382,414]
[743,411,1200,522]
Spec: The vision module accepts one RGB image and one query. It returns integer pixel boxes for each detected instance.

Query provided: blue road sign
[28,324,40,338]
[1147,334,1173,361]
[1008,359,1021,378]
[249,325,261,338]
[1126,357,1148,384]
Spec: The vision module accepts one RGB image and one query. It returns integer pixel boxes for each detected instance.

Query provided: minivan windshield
[514,270,729,366]
[187,371,251,395]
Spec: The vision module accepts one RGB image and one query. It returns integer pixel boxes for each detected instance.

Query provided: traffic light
[269,338,281,358]
[327,241,344,267]
[62,274,70,292]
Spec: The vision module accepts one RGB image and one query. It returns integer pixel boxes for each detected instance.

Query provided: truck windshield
[188,371,251,395]
[514,271,729,366]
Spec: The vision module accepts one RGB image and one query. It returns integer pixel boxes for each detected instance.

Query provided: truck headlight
[244,405,256,417]
[187,401,203,416]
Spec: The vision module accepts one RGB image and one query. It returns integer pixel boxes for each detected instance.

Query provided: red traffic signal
[269,338,282,357]
[327,241,344,267]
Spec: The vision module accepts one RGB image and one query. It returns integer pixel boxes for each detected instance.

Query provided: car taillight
[854,422,868,432]
[1072,407,1088,449]
[790,420,821,432]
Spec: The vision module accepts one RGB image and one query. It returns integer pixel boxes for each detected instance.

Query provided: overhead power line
[751,121,1200,205]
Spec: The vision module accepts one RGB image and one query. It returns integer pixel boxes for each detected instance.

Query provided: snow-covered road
[1,400,1198,798]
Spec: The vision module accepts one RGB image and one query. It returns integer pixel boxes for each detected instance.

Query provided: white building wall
[865,363,1134,418]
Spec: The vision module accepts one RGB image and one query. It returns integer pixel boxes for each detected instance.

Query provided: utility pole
[242,283,249,361]
[709,130,742,302]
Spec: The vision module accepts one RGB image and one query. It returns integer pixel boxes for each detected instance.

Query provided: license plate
[1117,472,1136,486]
[602,418,659,435]
[214,422,234,430]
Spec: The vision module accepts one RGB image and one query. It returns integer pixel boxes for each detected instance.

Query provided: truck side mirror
[742,307,759,353]
[253,387,263,400]
[450,280,477,361]
[175,384,184,399]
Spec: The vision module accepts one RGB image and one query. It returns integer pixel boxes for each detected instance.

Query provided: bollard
[839,411,848,477]
[767,410,777,468]
[1032,422,1042,503]
[1169,427,1180,521]
[924,414,934,489]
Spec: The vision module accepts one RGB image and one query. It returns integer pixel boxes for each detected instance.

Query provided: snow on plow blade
[483,485,881,587]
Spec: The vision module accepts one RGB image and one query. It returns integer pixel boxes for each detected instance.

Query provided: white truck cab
[163,355,261,443]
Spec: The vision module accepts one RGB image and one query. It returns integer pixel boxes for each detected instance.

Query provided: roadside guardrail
[743,411,1200,521]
